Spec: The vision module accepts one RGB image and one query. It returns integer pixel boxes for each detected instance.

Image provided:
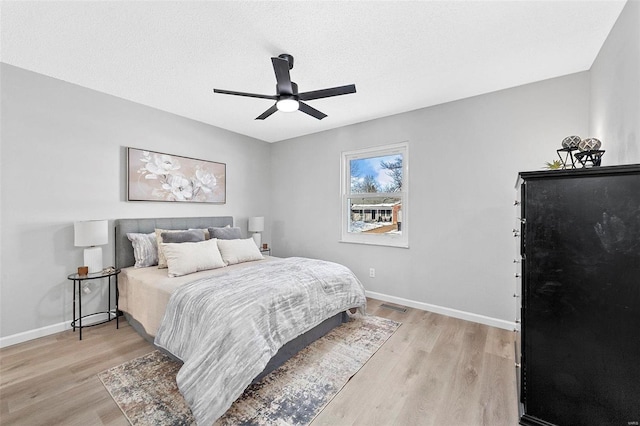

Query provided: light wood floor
[0,298,519,425]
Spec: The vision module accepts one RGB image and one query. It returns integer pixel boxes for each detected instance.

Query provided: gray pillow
[127,232,158,268]
[208,226,242,240]
[161,229,206,243]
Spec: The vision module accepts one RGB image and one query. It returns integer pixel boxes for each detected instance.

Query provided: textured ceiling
[1,1,626,143]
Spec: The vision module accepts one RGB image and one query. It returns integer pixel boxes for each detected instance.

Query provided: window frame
[340,142,409,248]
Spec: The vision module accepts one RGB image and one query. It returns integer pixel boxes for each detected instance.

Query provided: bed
[114,216,367,425]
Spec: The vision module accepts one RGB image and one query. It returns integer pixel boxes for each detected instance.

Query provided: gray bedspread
[154,257,367,425]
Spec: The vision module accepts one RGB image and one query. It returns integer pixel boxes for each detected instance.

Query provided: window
[341,142,408,248]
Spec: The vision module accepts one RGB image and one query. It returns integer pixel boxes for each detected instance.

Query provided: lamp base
[84,246,103,273]
[252,232,262,248]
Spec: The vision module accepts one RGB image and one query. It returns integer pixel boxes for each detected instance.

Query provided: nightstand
[260,247,271,255]
[67,268,120,340]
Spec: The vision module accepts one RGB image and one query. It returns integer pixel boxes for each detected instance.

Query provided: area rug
[98,314,400,426]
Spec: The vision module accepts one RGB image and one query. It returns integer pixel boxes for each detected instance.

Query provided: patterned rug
[98,314,400,425]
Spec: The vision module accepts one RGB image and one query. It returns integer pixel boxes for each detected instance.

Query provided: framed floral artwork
[127,148,226,203]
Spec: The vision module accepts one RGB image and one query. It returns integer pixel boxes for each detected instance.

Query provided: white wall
[270,73,590,327]
[4,0,637,342]
[0,64,271,342]
[590,0,640,165]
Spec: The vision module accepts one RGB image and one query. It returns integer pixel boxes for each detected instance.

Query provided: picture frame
[127,147,226,204]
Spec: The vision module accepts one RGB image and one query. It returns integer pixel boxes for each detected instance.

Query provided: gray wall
[3,0,638,341]
[0,64,271,340]
[590,0,640,165]
[270,73,590,326]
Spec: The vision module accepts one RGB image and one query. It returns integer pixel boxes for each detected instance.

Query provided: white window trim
[340,142,409,248]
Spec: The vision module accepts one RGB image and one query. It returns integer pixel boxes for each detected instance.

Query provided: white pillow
[217,238,264,265]
[162,238,226,277]
[155,228,205,268]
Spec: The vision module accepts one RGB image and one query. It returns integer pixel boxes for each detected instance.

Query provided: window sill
[339,239,409,249]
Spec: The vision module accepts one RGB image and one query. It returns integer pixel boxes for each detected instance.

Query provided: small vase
[578,138,602,151]
[561,135,581,149]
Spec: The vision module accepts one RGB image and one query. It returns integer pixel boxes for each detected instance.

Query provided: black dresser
[517,164,640,426]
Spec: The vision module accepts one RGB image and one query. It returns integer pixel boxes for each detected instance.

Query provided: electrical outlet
[369,268,375,278]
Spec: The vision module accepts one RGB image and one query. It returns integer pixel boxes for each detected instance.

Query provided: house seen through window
[341,142,408,248]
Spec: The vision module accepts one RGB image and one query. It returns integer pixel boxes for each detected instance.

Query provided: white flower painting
[127,148,226,203]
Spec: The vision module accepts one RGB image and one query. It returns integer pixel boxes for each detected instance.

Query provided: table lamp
[248,217,264,248]
[74,220,108,273]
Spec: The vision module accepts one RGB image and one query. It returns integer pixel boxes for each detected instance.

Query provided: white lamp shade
[74,220,108,247]
[248,217,264,233]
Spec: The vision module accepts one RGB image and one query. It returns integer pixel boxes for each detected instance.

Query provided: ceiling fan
[213,54,356,120]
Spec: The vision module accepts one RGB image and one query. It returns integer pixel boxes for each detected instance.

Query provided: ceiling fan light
[276,98,299,112]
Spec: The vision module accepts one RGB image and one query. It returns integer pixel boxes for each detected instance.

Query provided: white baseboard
[1,294,515,348]
[0,321,72,348]
[366,290,516,331]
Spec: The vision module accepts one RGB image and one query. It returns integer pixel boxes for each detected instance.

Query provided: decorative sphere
[561,135,582,149]
[578,138,602,151]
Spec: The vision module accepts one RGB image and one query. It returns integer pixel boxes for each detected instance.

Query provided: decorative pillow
[208,226,242,240]
[161,229,206,243]
[189,228,211,239]
[155,229,206,268]
[126,232,158,267]
[216,238,264,265]
[162,238,226,277]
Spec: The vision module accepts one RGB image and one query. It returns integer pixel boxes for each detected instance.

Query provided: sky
[350,154,401,188]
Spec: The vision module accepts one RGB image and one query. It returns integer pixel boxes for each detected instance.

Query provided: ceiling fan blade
[298,102,327,120]
[298,84,356,101]
[271,57,293,95]
[214,88,277,100]
[255,104,279,120]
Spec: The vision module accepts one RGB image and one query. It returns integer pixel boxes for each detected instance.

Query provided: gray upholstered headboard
[115,216,234,269]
